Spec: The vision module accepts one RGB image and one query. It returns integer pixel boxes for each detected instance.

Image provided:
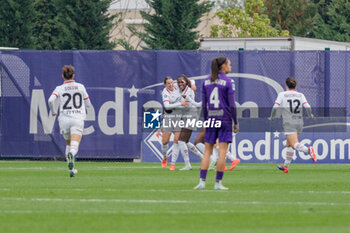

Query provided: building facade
[108,0,221,50]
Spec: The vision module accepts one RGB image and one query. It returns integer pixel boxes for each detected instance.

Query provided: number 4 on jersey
[210,87,220,108]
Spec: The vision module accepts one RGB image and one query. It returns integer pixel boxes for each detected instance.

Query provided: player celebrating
[194,56,239,190]
[270,77,317,173]
[48,65,91,177]
[161,77,188,169]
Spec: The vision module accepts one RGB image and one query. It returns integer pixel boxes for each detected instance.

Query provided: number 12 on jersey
[287,99,300,113]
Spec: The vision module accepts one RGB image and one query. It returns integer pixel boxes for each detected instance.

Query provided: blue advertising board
[0,50,349,163]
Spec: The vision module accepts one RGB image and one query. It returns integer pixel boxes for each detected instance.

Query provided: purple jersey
[202,72,237,125]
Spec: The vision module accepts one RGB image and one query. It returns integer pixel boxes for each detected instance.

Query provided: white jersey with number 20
[51,80,90,120]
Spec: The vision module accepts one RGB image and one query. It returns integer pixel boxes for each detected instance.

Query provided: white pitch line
[0,167,65,170]
[291,191,350,195]
[96,166,164,169]
[0,166,174,170]
[2,209,350,215]
[2,164,345,171]
[2,188,350,195]
[1,197,350,207]
[0,209,290,215]
[0,210,350,215]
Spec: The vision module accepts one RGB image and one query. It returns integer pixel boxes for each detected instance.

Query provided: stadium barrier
[0,50,349,163]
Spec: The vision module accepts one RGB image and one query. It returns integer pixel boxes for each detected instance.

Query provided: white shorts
[283,122,303,135]
[58,116,84,140]
[181,109,198,131]
[162,110,182,133]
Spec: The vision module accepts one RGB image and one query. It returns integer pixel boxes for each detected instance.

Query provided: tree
[140,0,213,50]
[264,0,317,37]
[308,0,350,42]
[33,0,59,49]
[0,0,35,48]
[54,0,116,49]
[211,0,289,37]
[215,0,243,9]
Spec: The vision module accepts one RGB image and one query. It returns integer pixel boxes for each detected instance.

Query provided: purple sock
[216,171,224,183]
[200,169,208,181]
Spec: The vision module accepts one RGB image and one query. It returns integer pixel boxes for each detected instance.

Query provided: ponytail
[210,57,227,82]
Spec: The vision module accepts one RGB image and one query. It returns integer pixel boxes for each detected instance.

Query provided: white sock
[171,143,179,164]
[284,147,295,167]
[179,141,191,167]
[294,142,308,154]
[187,142,203,159]
[211,146,218,163]
[70,141,79,157]
[226,143,236,161]
[161,144,168,159]
[226,151,235,161]
[215,180,222,186]
[65,145,70,161]
[196,142,205,154]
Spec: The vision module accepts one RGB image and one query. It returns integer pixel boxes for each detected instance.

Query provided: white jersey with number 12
[274,90,308,123]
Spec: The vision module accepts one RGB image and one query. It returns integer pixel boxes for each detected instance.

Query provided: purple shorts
[204,122,233,144]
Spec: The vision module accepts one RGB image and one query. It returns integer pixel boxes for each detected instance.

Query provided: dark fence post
[324,48,330,117]
[0,51,2,158]
[238,48,244,102]
[290,51,295,78]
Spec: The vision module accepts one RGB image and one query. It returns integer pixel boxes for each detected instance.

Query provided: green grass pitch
[1,161,350,233]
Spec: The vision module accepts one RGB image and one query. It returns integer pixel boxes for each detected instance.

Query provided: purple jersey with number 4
[202,72,237,143]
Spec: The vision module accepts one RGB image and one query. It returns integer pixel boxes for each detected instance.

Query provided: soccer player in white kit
[270,77,317,173]
[161,77,189,169]
[176,75,203,171]
[48,65,92,177]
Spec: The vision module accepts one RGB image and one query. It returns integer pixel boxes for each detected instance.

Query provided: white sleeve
[187,98,201,107]
[82,85,89,100]
[84,98,92,109]
[162,90,169,103]
[51,87,59,98]
[82,86,91,108]
[270,93,282,119]
[48,95,57,114]
[301,94,309,107]
[273,93,283,107]
[164,101,181,110]
[302,94,313,117]
[48,87,59,115]
[162,90,181,110]
[185,89,201,107]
